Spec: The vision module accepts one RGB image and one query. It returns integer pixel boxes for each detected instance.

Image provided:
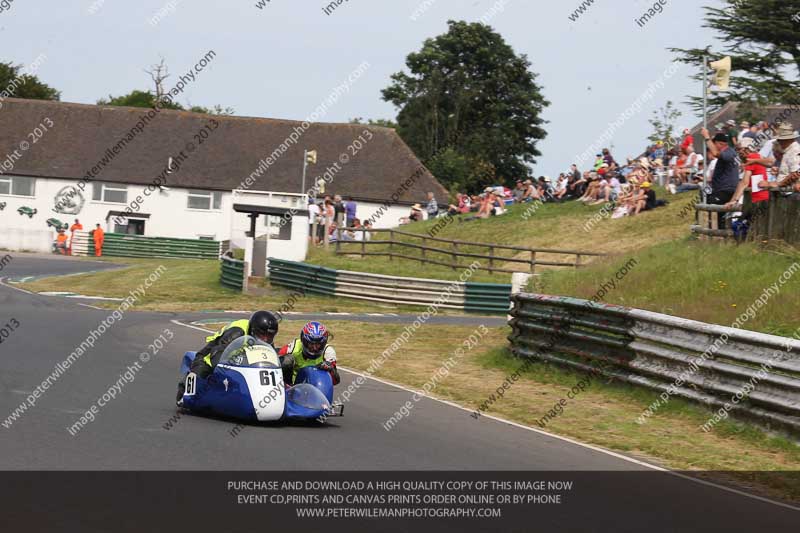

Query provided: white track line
[0,277,36,295]
[169,318,799,512]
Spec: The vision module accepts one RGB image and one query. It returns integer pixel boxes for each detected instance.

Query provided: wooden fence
[334,228,604,275]
[692,189,800,244]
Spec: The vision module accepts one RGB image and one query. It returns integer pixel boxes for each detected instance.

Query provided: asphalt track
[0,255,798,530]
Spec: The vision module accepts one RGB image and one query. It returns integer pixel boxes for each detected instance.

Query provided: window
[92,182,128,204]
[263,214,291,240]
[0,176,36,197]
[187,190,222,210]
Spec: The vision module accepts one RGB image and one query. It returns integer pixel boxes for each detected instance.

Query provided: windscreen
[219,336,280,368]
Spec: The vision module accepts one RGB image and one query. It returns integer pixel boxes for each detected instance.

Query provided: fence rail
[268,258,511,313]
[220,257,248,292]
[509,293,800,435]
[334,228,603,274]
[692,189,800,244]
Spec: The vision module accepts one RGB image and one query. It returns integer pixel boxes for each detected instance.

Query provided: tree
[97,90,182,110]
[188,104,235,115]
[425,148,495,194]
[0,61,60,101]
[349,117,398,129]
[382,20,549,191]
[98,59,232,114]
[670,0,800,114]
[647,101,682,150]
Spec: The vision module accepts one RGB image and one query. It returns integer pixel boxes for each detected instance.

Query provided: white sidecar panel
[238,366,286,422]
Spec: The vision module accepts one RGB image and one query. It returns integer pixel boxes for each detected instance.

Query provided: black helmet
[248,311,279,344]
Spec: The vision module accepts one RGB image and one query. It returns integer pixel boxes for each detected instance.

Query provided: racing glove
[318,360,340,385]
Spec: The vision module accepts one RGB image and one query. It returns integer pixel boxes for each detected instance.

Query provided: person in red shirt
[680,128,694,151]
[68,219,83,255]
[726,138,769,209]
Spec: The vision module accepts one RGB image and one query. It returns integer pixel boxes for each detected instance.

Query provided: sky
[1,0,724,179]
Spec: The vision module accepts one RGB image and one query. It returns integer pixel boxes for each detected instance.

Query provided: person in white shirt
[759,123,800,192]
[307,199,321,244]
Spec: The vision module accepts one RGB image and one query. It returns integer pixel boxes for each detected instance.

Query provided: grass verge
[18,258,435,314]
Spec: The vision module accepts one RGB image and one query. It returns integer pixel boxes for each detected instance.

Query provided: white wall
[0,176,309,261]
[0,227,51,253]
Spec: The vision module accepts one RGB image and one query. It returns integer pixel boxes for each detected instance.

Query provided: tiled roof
[0,98,448,205]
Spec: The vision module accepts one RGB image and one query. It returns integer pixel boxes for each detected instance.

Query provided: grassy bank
[534,240,800,336]
[315,188,698,282]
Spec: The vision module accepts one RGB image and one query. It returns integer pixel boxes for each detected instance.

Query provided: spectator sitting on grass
[522,179,540,202]
[632,181,658,216]
[399,204,424,225]
[578,174,601,203]
[448,193,471,216]
[554,174,569,200]
[513,180,526,202]
[426,192,439,218]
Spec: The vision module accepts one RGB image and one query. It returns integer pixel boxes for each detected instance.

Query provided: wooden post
[389,230,394,262]
[361,230,366,258]
[488,245,495,274]
[421,235,427,262]
[575,254,582,269]
[452,243,458,271]
[530,250,536,274]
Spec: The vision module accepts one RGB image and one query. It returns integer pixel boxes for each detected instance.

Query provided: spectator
[602,148,616,167]
[570,164,581,182]
[737,121,751,144]
[333,195,345,227]
[650,141,667,164]
[513,180,526,202]
[308,198,321,244]
[701,128,741,227]
[632,182,658,216]
[345,196,357,227]
[554,174,569,200]
[426,192,439,218]
[362,220,373,241]
[726,137,769,209]
[400,204,424,225]
[680,128,694,151]
[759,123,800,192]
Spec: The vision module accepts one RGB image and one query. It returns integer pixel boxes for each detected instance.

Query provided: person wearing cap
[722,120,738,146]
[702,127,741,227]
[758,123,800,192]
[634,182,658,215]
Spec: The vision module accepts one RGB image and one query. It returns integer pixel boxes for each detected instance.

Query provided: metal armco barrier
[82,233,221,259]
[509,293,800,434]
[220,257,248,292]
[268,258,511,314]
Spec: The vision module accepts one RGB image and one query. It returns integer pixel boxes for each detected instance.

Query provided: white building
[0,98,447,263]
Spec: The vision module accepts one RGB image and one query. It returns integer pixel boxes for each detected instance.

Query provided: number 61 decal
[260,371,277,386]
[185,373,197,396]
